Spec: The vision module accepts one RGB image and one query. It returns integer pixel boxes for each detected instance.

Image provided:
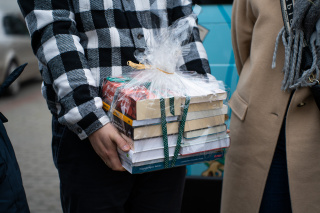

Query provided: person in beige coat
[221,0,320,212]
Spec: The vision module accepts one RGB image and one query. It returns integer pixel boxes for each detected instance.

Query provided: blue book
[120,150,225,174]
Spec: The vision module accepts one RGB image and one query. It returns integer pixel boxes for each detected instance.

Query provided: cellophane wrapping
[101,9,229,174]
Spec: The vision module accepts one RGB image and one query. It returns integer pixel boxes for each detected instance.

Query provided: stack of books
[102,78,230,174]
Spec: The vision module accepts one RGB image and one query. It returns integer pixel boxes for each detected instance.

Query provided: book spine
[103,102,135,127]
[112,116,135,139]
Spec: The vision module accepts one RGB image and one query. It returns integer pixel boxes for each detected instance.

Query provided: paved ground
[0,80,62,213]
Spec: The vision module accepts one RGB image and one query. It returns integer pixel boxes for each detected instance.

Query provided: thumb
[113,133,130,152]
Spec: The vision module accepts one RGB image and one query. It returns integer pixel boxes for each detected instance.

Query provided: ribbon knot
[127,61,173,75]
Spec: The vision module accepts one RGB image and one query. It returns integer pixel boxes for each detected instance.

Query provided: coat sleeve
[231,0,256,75]
[17,0,110,140]
[171,0,210,74]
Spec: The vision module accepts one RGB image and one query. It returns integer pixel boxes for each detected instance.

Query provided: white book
[183,132,228,145]
[180,136,230,155]
[121,131,228,152]
[130,116,179,127]
[118,136,230,163]
[183,124,227,139]
[186,104,228,121]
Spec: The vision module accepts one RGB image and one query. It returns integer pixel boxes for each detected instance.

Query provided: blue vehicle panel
[186,3,238,177]
[200,5,238,120]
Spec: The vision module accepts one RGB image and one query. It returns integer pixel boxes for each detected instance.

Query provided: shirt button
[137,34,144,39]
[297,102,306,107]
[77,128,82,133]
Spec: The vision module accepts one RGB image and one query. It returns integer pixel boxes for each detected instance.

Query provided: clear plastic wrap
[101,9,229,174]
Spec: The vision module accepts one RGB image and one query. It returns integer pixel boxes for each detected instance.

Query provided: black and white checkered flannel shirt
[18,0,210,139]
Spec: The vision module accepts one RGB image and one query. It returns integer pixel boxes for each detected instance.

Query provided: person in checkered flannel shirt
[18,0,210,212]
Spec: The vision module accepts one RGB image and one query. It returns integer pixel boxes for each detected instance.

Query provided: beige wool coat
[221,0,320,212]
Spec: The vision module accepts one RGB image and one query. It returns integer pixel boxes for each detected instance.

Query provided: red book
[101,79,181,121]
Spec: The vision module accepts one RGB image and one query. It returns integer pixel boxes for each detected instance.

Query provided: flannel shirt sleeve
[170,0,211,74]
[18,0,110,140]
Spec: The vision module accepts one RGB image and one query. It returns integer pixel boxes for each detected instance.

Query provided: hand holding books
[88,122,130,171]
[100,12,230,173]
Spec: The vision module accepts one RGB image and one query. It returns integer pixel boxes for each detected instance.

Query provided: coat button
[297,102,306,107]
[77,128,82,133]
[137,34,144,39]
[137,48,145,52]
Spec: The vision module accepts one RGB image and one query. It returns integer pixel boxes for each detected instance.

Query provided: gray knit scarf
[272,0,320,91]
